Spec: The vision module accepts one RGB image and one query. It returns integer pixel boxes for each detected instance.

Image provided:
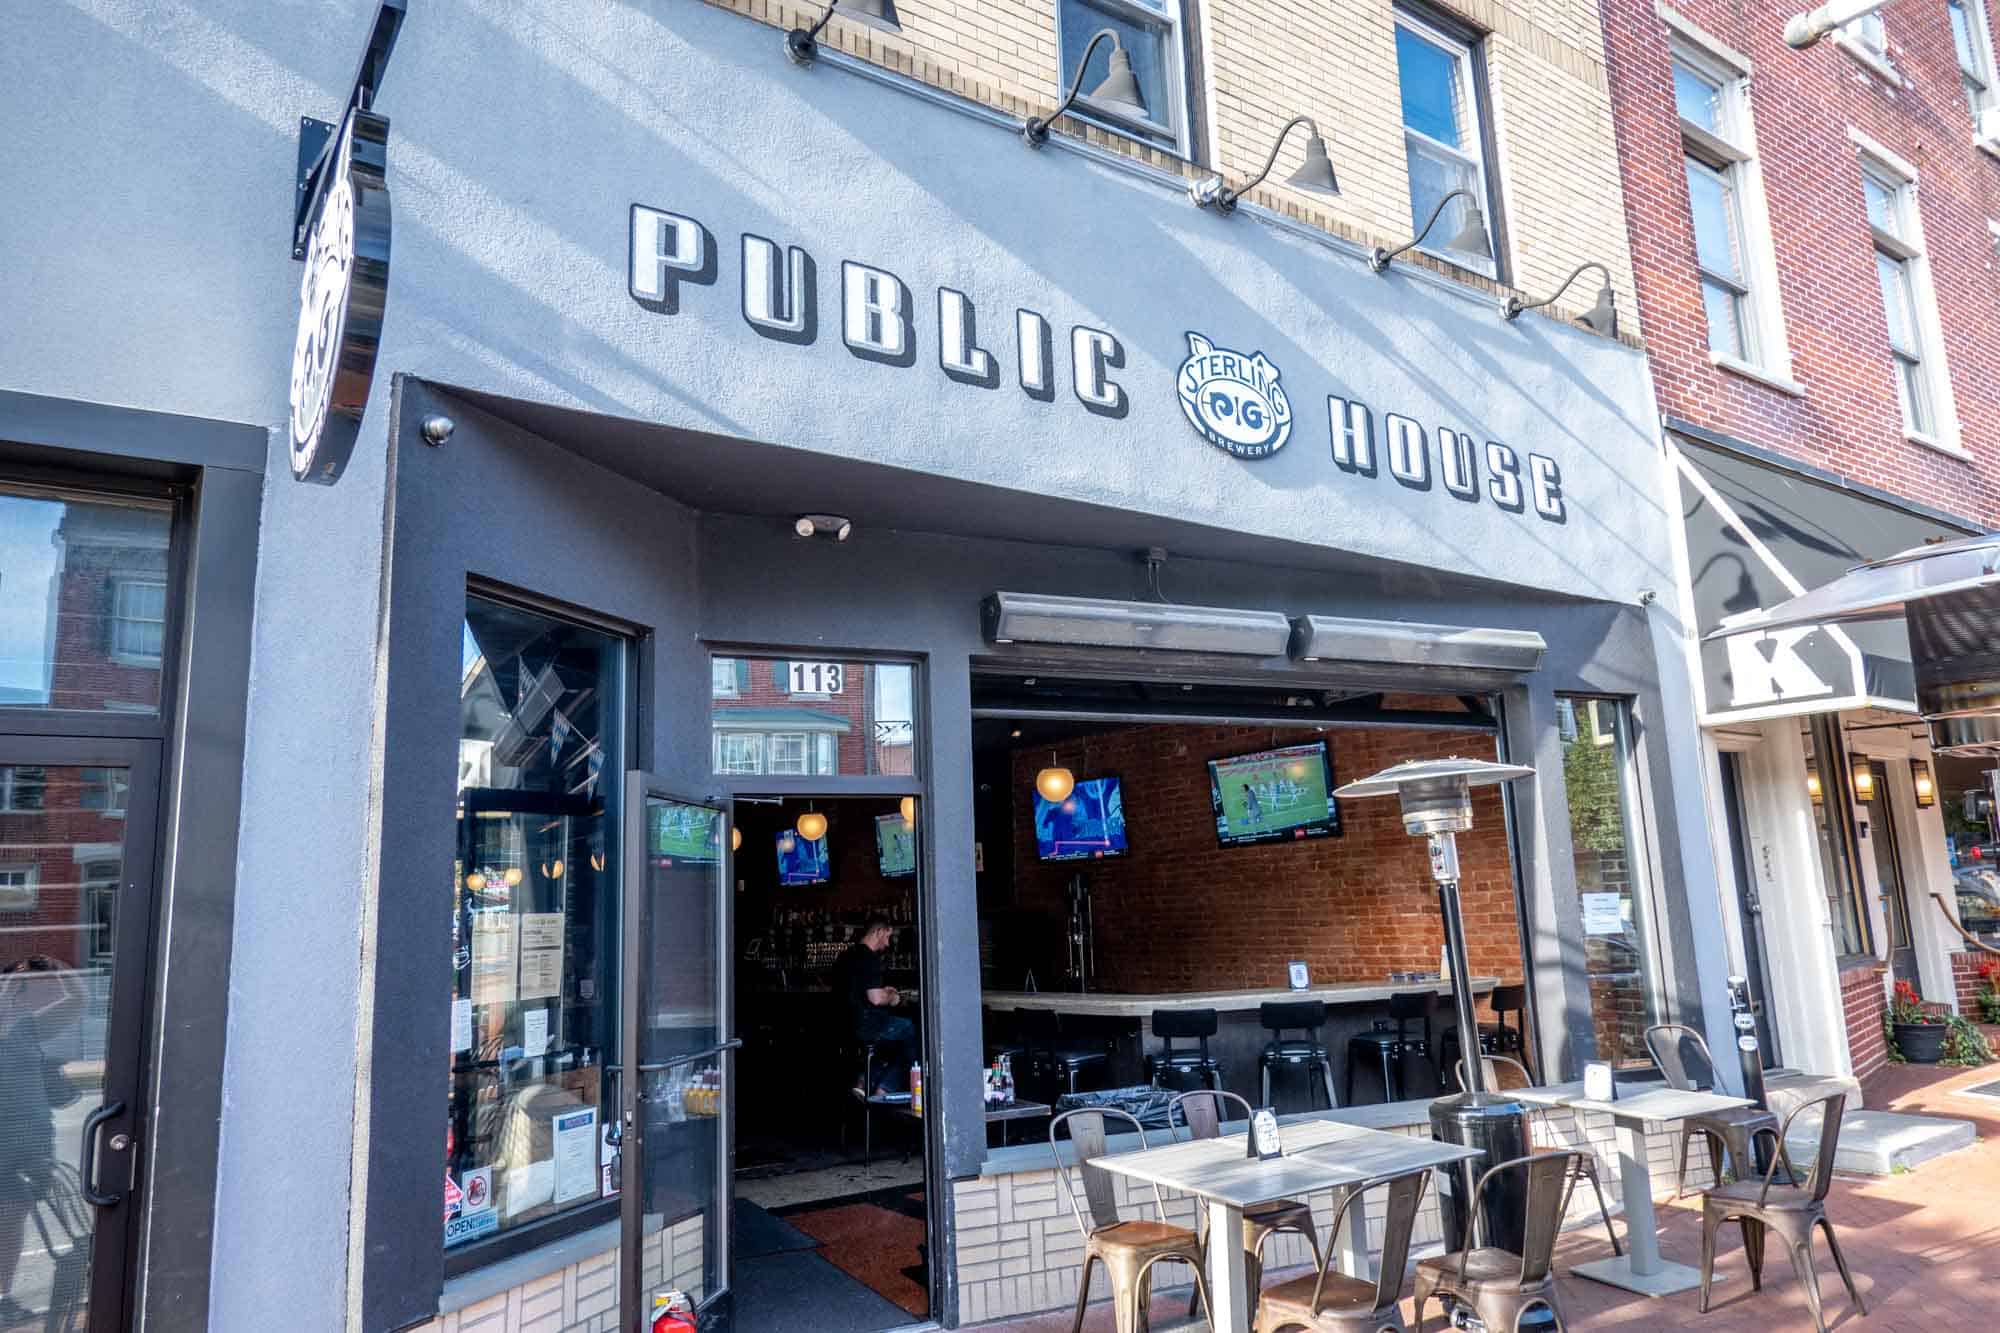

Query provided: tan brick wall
[702,0,1640,339]
[413,1214,705,1333]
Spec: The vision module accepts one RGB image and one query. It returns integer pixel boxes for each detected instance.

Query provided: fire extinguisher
[651,1292,697,1333]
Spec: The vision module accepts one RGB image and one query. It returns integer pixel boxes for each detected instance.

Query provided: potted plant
[1889,979,1949,1063]
[1979,960,2000,1026]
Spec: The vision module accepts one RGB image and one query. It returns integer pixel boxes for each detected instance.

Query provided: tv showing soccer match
[653,802,722,863]
[1033,776,1128,863]
[1208,741,1340,848]
[776,830,831,885]
[875,813,916,877]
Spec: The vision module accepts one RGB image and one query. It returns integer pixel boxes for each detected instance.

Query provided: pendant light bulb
[465,871,487,892]
[502,867,524,888]
[731,826,743,852]
[900,795,916,826]
[797,809,829,842]
[1035,752,1076,804]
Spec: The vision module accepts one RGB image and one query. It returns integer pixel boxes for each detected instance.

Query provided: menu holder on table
[1247,1108,1283,1161]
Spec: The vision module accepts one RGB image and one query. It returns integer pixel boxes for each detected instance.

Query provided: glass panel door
[621,778,732,1332]
[1868,761,1921,987]
[0,738,159,1331]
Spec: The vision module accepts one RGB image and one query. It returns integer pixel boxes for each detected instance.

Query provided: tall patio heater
[1334,756,1538,1262]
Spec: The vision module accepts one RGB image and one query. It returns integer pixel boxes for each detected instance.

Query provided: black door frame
[1868,760,1922,988]
[0,734,164,1330]
[1717,751,1781,1068]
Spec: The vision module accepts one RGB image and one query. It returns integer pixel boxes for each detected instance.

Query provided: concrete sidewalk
[973,1037,2000,1332]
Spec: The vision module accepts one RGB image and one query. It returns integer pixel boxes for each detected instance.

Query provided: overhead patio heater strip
[981,591,1293,656]
[1288,615,1546,672]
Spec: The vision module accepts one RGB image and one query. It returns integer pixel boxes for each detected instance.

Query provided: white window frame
[1850,131,1964,455]
[1661,21,1796,387]
[0,767,45,813]
[1053,0,1192,157]
[0,865,36,913]
[814,733,839,775]
[710,658,738,698]
[1833,9,1902,84]
[767,732,810,776]
[1951,0,2000,139]
[108,576,167,666]
[714,732,764,775]
[81,858,119,964]
[1393,6,1499,279]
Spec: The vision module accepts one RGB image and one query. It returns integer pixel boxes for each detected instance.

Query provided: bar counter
[983,977,1503,1108]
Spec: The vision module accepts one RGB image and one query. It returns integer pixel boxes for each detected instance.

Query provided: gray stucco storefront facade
[4,2,1735,1329]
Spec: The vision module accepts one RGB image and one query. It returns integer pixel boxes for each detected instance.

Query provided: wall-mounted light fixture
[794,513,853,541]
[1911,758,1937,808]
[1189,115,1340,214]
[1806,764,1824,804]
[1370,189,1492,273]
[1021,29,1148,147]
[1851,756,1876,802]
[1500,261,1618,338]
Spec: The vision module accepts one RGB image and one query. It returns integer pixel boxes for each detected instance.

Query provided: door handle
[80,1100,126,1208]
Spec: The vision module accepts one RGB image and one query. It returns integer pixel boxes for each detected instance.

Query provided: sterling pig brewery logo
[1176,332,1294,459]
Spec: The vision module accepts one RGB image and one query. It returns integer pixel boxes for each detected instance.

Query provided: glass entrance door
[1868,761,1921,988]
[620,778,734,1332]
[1718,753,1781,1067]
[0,739,159,1331]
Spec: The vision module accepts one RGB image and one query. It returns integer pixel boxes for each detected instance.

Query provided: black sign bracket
[292,0,407,259]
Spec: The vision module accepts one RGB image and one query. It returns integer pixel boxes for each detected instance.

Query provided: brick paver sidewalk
[976,1042,2000,1332]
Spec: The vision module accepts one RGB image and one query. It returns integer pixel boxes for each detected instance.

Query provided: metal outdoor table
[1511,1085,1751,1296]
[1089,1120,1479,1333]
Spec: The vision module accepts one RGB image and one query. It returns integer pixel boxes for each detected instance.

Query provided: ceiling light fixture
[1035,752,1076,804]
[793,513,853,541]
[1370,188,1493,273]
[900,795,917,826]
[797,809,829,842]
[1500,260,1619,338]
[1189,115,1341,214]
[1021,29,1149,147]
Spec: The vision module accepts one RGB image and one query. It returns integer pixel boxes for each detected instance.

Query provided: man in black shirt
[840,917,913,1096]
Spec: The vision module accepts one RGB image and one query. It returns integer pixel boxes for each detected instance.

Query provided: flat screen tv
[1208,740,1340,847]
[776,830,830,885]
[875,813,916,878]
[1033,776,1128,862]
[653,802,722,863]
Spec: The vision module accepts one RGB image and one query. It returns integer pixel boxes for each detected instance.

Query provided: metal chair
[1698,1092,1864,1333]
[1147,1007,1224,1091]
[1049,1107,1214,1333]
[1255,1166,1430,1333]
[1260,1000,1339,1110]
[1019,1006,1112,1098]
[1344,993,1431,1104]
[1645,1022,1791,1198]
[1412,1151,1586,1333]
[1438,982,1527,1078]
[1450,1056,1620,1258]
[1171,1090,1321,1316]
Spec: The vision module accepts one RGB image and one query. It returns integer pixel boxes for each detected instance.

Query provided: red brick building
[1601,0,2000,1083]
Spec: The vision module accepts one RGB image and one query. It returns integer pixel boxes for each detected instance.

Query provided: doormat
[1953,1078,2000,1103]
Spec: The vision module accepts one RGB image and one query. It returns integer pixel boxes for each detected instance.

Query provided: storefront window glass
[448,592,625,1255]
[0,486,173,714]
[1558,696,1658,1067]
[711,656,917,777]
[1803,717,1873,959]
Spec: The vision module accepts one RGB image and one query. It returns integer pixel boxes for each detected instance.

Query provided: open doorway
[729,794,932,1331]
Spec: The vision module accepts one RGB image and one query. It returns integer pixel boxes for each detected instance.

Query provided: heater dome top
[1333,757,1537,800]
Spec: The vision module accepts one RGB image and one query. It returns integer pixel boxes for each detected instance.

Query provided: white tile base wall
[415,1214,706,1333]
[952,1111,1719,1325]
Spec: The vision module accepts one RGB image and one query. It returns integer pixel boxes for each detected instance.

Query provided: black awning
[1676,435,1969,720]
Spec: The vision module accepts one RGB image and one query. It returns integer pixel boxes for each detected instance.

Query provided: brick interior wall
[1002,723,1521,996]
[1841,961,1890,1082]
[1601,0,2000,523]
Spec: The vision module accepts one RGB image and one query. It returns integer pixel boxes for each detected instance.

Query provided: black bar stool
[1257,1000,1337,1110]
[1145,1008,1223,1090]
[1015,1006,1110,1098]
[1438,982,1527,1080]
[1345,992,1433,1104]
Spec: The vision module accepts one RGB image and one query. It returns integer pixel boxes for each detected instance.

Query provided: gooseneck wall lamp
[1370,188,1493,273]
[1189,115,1341,214]
[1501,260,1619,338]
[1022,29,1149,147]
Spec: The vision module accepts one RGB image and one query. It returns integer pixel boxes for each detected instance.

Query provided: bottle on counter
[910,1063,924,1116]
[1000,1054,1014,1103]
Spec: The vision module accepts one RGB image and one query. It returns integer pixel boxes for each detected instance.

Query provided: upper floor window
[109,578,167,664]
[1950,0,1999,131]
[1864,165,1936,437]
[711,655,917,778]
[0,767,45,813]
[1850,11,1888,53]
[711,657,740,698]
[1055,0,1190,155]
[1676,56,1757,362]
[1394,7,1498,277]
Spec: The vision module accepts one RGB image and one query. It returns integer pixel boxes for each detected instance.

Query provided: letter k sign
[1725,627,1835,707]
